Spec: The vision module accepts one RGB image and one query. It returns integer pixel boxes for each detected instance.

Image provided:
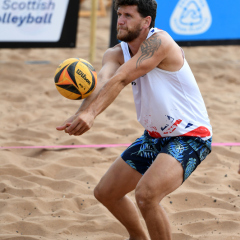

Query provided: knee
[94,185,106,203]
[135,185,163,214]
[93,184,115,205]
[135,186,154,211]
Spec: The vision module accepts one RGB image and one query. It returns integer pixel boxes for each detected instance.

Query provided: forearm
[75,61,121,115]
[85,74,125,118]
[60,74,126,136]
[75,81,104,115]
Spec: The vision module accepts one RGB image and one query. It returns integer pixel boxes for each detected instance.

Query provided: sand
[0,2,240,240]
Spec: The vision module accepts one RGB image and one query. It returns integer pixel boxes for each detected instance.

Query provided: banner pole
[90,0,98,63]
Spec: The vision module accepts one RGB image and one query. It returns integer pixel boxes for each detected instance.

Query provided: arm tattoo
[136,34,162,68]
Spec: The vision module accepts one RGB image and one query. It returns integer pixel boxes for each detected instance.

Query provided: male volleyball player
[57,1,212,239]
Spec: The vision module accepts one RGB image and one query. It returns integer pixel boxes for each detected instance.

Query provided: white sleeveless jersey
[120,28,212,140]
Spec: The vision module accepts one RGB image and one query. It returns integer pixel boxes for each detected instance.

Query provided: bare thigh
[94,156,142,201]
[135,153,184,203]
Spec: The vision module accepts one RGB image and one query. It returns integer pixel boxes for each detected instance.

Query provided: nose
[117,15,125,25]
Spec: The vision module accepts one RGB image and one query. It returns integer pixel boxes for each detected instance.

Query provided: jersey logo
[131,82,136,85]
[185,123,193,129]
[163,119,182,134]
[170,0,212,35]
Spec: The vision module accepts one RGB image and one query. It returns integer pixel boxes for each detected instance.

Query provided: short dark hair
[114,0,157,29]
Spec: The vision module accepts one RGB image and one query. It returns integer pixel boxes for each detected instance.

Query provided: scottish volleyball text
[0,0,55,27]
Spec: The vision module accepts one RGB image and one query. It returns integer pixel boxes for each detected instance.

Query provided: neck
[127,28,150,57]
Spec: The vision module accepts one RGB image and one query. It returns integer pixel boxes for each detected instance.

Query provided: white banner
[0,0,69,42]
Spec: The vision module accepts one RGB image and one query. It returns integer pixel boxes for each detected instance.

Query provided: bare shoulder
[135,30,179,69]
[97,44,124,81]
[102,43,124,66]
[152,31,183,71]
[157,30,174,39]
[150,30,177,50]
[137,30,178,62]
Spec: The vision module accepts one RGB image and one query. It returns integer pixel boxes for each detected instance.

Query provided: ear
[143,16,152,29]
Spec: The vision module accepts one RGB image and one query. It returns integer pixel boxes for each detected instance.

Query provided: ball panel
[54,64,68,83]
[54,58,79,76]
[92,70,97,81]
[56,85,82,100]
[56,84,81,95]
[68,92,83,100]
[80,58,96,72]
[67,61,79,87]
[56,68,75,86]
[74,62,93,95]
[84,69,96,95]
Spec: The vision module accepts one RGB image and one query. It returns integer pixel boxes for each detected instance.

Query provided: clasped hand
[56,111,94,136]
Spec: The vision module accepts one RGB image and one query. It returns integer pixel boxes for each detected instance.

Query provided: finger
[56,122,71,131]
[65,119,81,133]
[74,126,90,136]
[69,122,90,136]
[56,124,67,131]
[67,122,84,135]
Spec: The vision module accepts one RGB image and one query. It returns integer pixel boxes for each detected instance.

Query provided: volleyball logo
[170,0,212,35]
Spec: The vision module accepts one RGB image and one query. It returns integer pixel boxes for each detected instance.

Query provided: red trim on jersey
[180,126,211,138]
[147,131,162,138]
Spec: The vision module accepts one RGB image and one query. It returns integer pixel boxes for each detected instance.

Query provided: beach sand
[0,2,240,240]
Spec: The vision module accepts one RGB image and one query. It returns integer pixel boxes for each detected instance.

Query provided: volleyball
[54,58,97,100]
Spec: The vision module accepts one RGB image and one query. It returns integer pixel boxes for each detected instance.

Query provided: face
[116,5,144,42]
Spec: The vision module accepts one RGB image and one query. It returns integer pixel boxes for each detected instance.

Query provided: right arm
[75,48,122,114]
[56,46,122,131]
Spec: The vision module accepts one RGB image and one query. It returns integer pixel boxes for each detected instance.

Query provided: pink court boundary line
[0,144,131,149]
[0,142,240,149]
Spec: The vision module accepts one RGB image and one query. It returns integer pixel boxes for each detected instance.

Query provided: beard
[117,25,142,42]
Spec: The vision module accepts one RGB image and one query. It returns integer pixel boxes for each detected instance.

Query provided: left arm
[66,33,171,136]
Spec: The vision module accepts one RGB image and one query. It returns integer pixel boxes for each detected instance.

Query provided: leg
[94,156,149,240]
[135,153,184,240]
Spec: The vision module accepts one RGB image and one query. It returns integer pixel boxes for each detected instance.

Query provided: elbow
[114,71,130,88]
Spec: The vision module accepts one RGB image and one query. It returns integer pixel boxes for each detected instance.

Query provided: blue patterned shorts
[121,131,212,182]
